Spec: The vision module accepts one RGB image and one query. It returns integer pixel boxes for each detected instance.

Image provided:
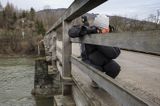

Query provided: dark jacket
[81,43,121,78]
[69,25,121,78]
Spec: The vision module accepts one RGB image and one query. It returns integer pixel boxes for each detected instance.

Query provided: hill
[37,8,160,33]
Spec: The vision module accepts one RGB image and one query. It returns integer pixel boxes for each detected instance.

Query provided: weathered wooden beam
[71,31,160,55]
[72,78,101,106]
[71,34,110,46]
[72,64,120,106]
[72,86,99,106]
[46,0,108,34]
[62,21,72,77]
[62,21,72,95]
[56,62,74,86]
[71,56,150,106]
[64,0,108,21]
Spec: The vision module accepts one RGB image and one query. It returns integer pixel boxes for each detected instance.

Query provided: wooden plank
[56,61,74,85]
[72,86,92,106]
[71,56,150,106]
[64,0,108,21]
[72,64,119,106]
[71,31,160,55]
[62,21,72,95]
[72,77,100,106]
[71,34,109,46]
[72,76,100,106]
[46,0,108,34]
[62,21,72,77]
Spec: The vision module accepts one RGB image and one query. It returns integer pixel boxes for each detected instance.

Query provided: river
[0,57,53,106]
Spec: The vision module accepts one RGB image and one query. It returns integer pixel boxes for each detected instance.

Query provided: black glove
[68,25,99,38]
[81,25,99,35]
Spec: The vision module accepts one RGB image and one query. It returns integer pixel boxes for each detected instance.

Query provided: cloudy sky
[1,0,160,20]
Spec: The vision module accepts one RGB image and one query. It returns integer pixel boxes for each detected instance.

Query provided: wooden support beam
[62,21,72,95]
[71,56,150,106]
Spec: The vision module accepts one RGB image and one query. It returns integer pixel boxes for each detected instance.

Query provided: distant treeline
[0,2,45,55]
[109,15,160,32]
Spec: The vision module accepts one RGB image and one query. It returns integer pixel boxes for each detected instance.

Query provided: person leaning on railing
[68,15,121,88]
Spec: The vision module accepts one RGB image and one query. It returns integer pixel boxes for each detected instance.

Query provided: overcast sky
[1,0,160,20]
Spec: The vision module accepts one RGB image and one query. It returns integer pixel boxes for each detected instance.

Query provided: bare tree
[148,10,160,29]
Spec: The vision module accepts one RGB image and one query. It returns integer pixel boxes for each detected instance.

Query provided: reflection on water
[0,57,53,106]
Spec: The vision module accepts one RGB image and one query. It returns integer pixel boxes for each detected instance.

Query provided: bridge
[35,0,160,106]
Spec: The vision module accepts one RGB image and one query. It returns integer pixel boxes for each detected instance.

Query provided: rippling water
[0,57,53,106]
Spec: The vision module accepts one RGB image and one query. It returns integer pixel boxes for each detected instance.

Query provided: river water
[0,57,53,106]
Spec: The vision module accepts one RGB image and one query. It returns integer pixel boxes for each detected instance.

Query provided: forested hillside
[0,2,45,55]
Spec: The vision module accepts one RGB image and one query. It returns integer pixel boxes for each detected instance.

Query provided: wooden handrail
[71,31,160,55]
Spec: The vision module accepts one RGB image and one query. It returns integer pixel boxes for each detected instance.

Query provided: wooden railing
[45,0,152,105]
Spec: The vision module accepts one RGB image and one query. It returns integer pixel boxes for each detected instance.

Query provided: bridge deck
[70,43,160,105]
[116,50,160,105]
